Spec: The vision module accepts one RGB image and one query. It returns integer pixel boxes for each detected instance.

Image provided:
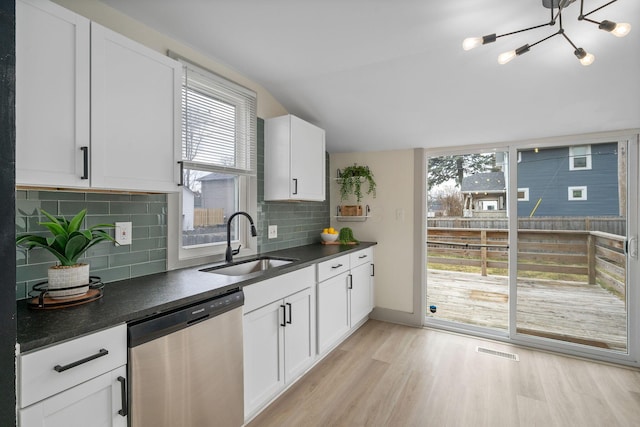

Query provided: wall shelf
[335,215,368,222]
[335,204,370,221]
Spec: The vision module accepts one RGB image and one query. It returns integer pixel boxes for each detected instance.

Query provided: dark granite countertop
[17,242,376,353]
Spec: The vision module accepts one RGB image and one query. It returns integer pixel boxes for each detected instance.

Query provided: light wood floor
[248,320,640,427]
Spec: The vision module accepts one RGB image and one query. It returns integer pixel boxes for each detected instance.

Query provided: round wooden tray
[28,277,104,309]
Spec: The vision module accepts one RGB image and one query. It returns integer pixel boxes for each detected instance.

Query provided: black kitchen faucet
[225,211,257,263]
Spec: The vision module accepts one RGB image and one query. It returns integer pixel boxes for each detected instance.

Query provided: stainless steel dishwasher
[128,289,244,427]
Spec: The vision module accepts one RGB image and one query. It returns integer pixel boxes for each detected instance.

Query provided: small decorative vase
[47,263,90,299]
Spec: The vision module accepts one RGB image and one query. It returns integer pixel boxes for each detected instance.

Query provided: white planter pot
[47,263,90,299]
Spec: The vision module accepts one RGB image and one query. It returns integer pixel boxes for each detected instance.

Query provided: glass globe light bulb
[579,52,595,66]
[462,37,483,51]
[611,22,631,37]
[497,50,517,65]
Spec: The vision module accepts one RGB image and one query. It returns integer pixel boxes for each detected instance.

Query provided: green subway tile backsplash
[15,190,168,300]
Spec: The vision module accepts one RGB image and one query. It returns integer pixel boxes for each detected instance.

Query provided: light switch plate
[268,225,278,239]
[115,222,132,245]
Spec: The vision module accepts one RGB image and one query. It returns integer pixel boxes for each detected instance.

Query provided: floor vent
[476,346,519,361]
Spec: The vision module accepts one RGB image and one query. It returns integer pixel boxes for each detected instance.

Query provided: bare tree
[430,184,463,217]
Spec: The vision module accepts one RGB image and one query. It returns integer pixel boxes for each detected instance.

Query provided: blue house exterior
[516,142,620,217]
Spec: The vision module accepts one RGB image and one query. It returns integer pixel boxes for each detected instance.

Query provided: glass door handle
[627,236,638,259]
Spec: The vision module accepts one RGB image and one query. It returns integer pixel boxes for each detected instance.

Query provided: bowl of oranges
[320,227,339,243]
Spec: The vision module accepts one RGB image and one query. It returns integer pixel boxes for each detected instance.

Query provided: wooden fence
[426,227,626,299]
[428,217,626,236]
[193,208,225,227]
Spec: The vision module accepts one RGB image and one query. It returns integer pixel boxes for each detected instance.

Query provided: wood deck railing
[427,227,626,299]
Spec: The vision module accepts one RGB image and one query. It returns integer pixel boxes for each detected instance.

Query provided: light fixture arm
[526,6,565,50]
[561,30,579,50]
[579,0,619,19]
[495,21,555,40]
[495,4,561,40]
[532,29,563,49]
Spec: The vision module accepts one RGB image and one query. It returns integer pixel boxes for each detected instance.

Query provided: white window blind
[172,53,257,176]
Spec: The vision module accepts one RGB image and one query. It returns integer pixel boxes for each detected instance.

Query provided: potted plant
[338,164,376,216]
[16,209,116,299]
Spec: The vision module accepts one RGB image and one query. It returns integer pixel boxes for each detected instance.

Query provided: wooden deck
[426,270,627,352]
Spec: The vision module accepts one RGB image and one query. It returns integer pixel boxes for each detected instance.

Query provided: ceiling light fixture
[463,0,631,66]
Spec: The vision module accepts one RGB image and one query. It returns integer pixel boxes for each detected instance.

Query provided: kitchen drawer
[350,247,373,268]
[19,324,126,408]
[243,266,315,313]
[317,254,350,282]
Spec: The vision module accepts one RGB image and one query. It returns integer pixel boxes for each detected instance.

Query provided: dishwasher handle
[128,289,244,348]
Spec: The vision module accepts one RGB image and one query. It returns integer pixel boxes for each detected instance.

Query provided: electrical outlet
[115,222,132,245]
[268,225,278,239]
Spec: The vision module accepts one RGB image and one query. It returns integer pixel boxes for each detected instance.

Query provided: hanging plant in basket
[338,164,376,204]
[16,209,116,298]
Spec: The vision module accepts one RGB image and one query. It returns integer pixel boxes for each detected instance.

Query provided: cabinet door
[290,115,326,200]
[16,0,90,188]
[90,23,180,192]
[265,115,325,201]
[243,300,285,418]
[283,287,315,382]
[350,262,372,326]
[20,366,127,427]
[317,272,350,354]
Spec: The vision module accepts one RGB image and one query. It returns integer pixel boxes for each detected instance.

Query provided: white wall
[53,0,287,119]
[330,149,415,314]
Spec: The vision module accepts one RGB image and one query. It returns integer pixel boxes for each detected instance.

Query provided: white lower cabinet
[243,266,316,419]
[19,366,127,427]
[349,247,375,326]
[18,324,127,427]
[317,248,375,354]
[350,261,373,326]
[317,271,350,354]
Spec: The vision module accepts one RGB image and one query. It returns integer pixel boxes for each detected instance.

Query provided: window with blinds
[178,57,257,175]
[170,53,257,249]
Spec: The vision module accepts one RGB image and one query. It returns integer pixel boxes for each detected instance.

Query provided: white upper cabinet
[90,23,180,192]
[16,0,91,188]
[16,0,180,192]
[264,114,326,201]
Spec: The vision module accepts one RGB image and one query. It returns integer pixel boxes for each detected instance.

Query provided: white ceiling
[99,0,640,153]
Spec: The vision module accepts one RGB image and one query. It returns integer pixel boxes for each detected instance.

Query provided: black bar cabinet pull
[371,263,375,277]
[292,178,298,195]
[280,305,286,327]
[177,161,184,186]
[286,302,292,324]
[54,348,109,373]
[80,146,89,179]
[359,254,368,259]
[331,264,343,269]
[117,376,128,416]
[348,273,353,289]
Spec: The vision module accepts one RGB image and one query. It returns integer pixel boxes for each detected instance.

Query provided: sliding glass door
[425,134,639,364]
[514,139,634,355]
[426,149,510,334]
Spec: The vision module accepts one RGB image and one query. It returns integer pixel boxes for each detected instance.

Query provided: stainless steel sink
[200,256,296,276]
